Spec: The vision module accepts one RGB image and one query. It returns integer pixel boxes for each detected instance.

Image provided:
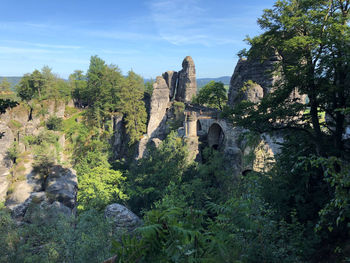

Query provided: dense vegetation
[0,0,349,262]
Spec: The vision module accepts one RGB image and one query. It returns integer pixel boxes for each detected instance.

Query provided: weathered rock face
[0,100,77,219]
[113,115,128,159]
[176,56,197,102]
[0,123,14,201]
[228,55,281,107]
[147,76,171,138]
[162,71,178,100]
[45,166,78,209]
[136,56,198,159]
[105,203,141,233]
[6,165,77,219]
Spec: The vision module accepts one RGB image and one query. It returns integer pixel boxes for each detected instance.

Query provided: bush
[46,116,63,131]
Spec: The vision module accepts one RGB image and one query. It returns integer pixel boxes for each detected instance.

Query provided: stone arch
[208,123,225,150]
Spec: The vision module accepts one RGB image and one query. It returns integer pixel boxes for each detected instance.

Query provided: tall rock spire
[176,56,197,102]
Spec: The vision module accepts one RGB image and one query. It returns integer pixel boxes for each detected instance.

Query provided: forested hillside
[0,0,349,262]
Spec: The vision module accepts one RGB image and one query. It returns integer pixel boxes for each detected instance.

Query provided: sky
[0,0,276,79]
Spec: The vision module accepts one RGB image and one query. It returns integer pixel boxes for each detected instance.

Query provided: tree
[127,131,189,213]
[70,70,87,107]
[228,0,350,260]
[0,78,11,92]
[119,71,147,145]
[77,166,127,211]
[232,0,350,159]
[193,81,227,110]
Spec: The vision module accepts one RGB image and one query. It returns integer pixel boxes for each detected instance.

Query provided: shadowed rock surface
[228,55,281,107]
[147,76,170,138]
[162,71,178,100]
[176,56,197,102]
[105,203,141,233]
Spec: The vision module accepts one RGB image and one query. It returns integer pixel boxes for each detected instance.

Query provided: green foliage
[6,142,20,163]
[0,204,19,263]
[144,79,154,96]
[118,71,147,145]
[233,0,350,158]
[71,56,147,145]
[0,78,11,92]
[128,131,189,213]
[70,70,88,107]
[224,1,350,260]
[46,116,63,131]
[192,81,227,110]
[16,67,71,103]
[169,101,185,130]
[0,205,115,263]
[0,99,18,114]
[77,166,127,211]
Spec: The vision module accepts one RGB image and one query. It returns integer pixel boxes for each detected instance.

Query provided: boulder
[48,201,72,216]
[176,56,197,102]
[105,203,141,233]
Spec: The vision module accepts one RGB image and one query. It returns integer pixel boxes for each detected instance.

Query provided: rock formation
[176,56,197,102]
[136,56,198,159]
[105,203,141,233]
[0,101,78,219]
[5,165,78,219]
[162,71,178,100]
[0,123,13,201]
[147,76,171,138]
[228,55,281,107]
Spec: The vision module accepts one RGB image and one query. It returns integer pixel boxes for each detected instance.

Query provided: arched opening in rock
[208,123,224,149]
[197,120,202,132]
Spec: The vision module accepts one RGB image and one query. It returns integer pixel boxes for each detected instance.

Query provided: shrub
[46,116,63,131]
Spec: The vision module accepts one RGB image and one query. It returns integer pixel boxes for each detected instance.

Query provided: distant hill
[144,76,231,88]
[0,76,22,89]
[196,76,231,87]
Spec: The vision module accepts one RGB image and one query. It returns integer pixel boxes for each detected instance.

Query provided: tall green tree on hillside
[228,0,350,260]
[70,70,87,107]
[84,56,124,127]
[119,71,147,145]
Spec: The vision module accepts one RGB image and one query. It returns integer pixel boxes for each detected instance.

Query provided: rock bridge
[135,55,282,176]
[183,104,239,151]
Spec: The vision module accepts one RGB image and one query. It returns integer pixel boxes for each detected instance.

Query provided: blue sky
[0,0,276,79]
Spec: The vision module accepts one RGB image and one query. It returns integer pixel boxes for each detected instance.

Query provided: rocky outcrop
[0,123,13,201]
[45,166,78,209]
[6,165,77,219]
[147,76,171,138]
[176,56,197,102]
[105,203,141,233]
[112,115,128,159]
[136,56,198,159]
[162,71,178,100]
[228,55,281,107]
[0,100,77,219]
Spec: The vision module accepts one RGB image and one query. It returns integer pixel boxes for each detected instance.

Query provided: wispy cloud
[0,40,81,50]
[0,46,55,54]
[0,21,64,31]
[149,0,242,46]
[84,30,161,42]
